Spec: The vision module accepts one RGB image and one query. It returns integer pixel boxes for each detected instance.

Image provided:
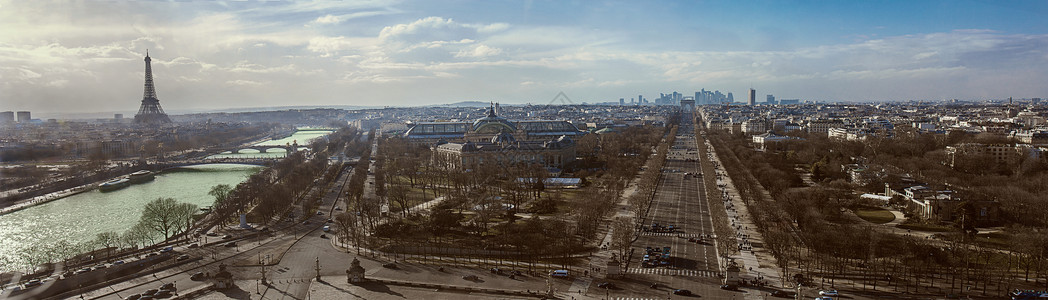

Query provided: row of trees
[209,127,361,228]
[693,123,744,261]
[3,197,198,275]
[703,117,1048,294]
[340,118,679,263]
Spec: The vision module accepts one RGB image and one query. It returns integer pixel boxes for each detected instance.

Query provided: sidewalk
[701,136,783,298]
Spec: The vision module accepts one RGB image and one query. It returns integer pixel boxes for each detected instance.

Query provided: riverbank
[0,180,98,216]
[0,164,263,273]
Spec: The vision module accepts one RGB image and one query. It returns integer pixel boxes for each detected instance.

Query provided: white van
[322,226,330,232]
[549,270,569,278]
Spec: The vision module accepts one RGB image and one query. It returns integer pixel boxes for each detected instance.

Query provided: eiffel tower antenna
[134,50,172,125]
[549,91,575,105]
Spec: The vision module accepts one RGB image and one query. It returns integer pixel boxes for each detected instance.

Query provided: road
[579,115,760,299]
[80,156,356,300]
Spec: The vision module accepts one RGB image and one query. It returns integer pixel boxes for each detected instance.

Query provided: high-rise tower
[134,50,172,125]
[748,88,756,106]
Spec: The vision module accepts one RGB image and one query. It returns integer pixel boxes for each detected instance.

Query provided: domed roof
[473,103,516,133]
[491,130,516,145]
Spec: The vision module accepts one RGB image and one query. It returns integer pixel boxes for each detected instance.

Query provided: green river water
[0,130,333,272]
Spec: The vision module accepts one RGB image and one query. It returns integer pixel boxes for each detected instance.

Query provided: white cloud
[307,36,354,57]
[226,79,264,86]
[454,44,502,58]
[313,14,341,25]
[18,68,42,80]
[0,0,1046,114]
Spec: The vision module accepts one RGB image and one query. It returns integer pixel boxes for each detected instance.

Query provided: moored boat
[99,178,130,192]
[128,170,155,184]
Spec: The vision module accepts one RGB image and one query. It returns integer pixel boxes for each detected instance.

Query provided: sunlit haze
[2,0,1047,117]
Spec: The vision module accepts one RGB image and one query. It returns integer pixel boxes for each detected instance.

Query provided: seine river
[207,129,333,159]
[0,164,260,272]
[0,129,332,272]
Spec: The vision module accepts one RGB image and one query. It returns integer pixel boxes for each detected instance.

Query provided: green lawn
[854,207,895,224]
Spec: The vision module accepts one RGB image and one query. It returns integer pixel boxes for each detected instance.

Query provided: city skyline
[3,0,1048,116]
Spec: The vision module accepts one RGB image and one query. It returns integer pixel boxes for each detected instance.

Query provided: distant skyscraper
[766,94,775,104]
[727,92,734,102]
[134,51,172,125]
[0,111,13,123]
[619,98,625,105]
[748,89,756,106]
[16,111,31,123]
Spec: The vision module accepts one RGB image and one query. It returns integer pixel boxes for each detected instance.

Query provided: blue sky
[2,0,1047,116]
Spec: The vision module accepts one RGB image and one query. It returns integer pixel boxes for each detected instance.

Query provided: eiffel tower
[134,50,172,125]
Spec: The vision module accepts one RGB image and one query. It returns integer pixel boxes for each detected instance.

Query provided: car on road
[316,211,324,215]
[153,289,171,298]
[673,289,692,296]
[138,295,154,300]
[548,269,569,278]
[462,275,479,281]
[188,243,199,248]
[160,246,173,253]
[815,297,833,300]
[323,225,330,232]
[160,282,176,291]
[177,254,191,261]
[720,284,738,291]
[113,260,125,265]
[124,294,141,300]
[597,282,615,289]
[143,289,158,296]
[224,242,236,247]
[819,290,838,296]
[206,232,218,237]
[771,290,789,297]
[222,234,233,240]
[74,268,92,274]
[335,207,342,211]
[190,272,205,281]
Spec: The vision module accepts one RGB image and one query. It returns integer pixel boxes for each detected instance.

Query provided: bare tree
[611,216,634,257]
[136,197,198,241]
[94,231,120,259]
[208,184,233,207]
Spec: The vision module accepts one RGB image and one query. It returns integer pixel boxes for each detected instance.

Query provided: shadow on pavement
[317,279,368,299]
[216,285,253,299]
[359,281,406,298]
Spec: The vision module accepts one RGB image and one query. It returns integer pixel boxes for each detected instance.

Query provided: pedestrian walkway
[625,267,718,277]
[567,276,592,295]
[409,196,445,214]
[701,135,783,299]
[638,232,708,238]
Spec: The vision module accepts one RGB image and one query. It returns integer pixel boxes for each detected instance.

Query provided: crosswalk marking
[640,232,709,238]
[625,268,718,277]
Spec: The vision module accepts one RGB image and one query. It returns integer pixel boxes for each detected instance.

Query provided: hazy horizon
[3,0,1048,115]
